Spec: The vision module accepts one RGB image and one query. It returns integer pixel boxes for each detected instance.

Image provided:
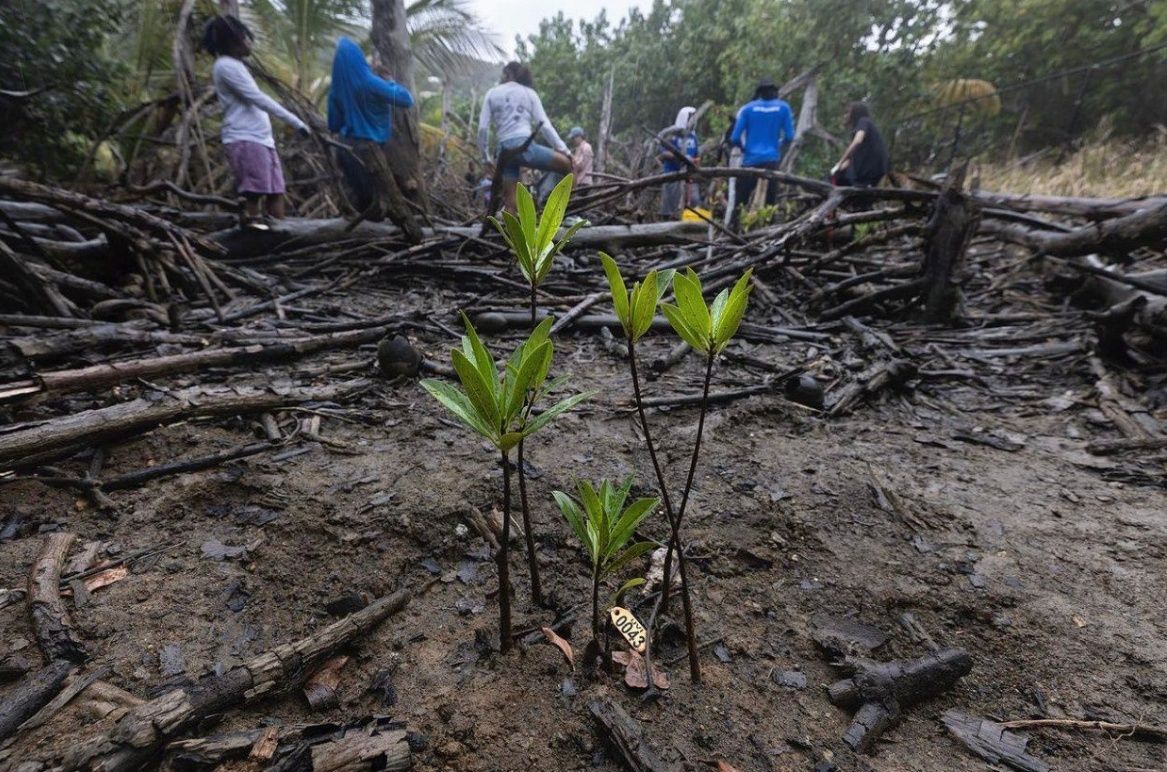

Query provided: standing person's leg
[366,141,422,242]
[762,161,781,207]
[226,141,277,229]
[734,168,759,226]
[659,181,680,219]
[336,140,377,216]
[260,145,288,220]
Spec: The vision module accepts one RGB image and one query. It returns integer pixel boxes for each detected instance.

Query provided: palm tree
[406,0,501,78]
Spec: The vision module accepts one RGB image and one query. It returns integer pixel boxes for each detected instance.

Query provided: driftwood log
[0,659,75,743]
[0,325,395,403]
[0,380,369,467]
[827,647,972,751]
[59,589,412,772]
[28,532,86,664]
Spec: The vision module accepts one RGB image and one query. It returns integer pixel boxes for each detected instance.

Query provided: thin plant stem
[673,347,717,684]
[499,449,513,653]
[591,568,601,641]
[516,279,542,605]
[627,335,693,689]
[517,439,542,605]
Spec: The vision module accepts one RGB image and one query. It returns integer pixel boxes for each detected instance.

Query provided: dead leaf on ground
[84,565,129,592]
[717,763,744,772]
[541,627,574,669]
[612,649,668,690]
[303,655,349,709]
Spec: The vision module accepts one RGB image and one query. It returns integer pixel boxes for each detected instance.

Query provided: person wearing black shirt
[831,102,890,187]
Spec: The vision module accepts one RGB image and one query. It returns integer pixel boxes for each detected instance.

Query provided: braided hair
[201,14,253,57]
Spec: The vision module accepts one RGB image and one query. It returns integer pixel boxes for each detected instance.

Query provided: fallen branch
[0,380,370,468]
[588,699,679,772]
[60,589,412,772]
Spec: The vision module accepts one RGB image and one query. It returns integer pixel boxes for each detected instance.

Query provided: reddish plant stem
[499,449,513,653]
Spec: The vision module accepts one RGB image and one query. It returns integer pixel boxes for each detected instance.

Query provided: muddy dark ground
[2,285,1166,772]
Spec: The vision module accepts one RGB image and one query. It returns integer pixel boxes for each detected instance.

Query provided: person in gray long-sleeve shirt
[477,61,572,212]
[202,15,309,229]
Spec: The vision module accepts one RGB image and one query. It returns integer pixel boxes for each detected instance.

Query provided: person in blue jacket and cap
[730,77,795,222]
[328,37,421,241]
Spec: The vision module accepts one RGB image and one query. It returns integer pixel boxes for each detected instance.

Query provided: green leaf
[516,183,537,244]
[630,279,659,341]
[504,340,551,421]
[523,389,595,437]
[600,252,630,332]
[553,490,593,557]
[545,218,586,265]
[655,269,676,296]
[500,210,531,268]
[535,173,573,258]
[673,268,711,340]
[709,287,730,330]
[451,349,500,429]
[419,378,496,442]
[499,431,524,452]
[713,269,754,349]
[608,576,645,609]
[610,476,635,521]
[459,312,498,390]
[605,497,659,560]
[604,540,657,577]
[661,302,710,354]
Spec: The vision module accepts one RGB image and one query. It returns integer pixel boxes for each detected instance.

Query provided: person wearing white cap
[567,126,594,186]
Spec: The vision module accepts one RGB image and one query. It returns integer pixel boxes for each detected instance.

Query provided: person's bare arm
[835,129,866,170]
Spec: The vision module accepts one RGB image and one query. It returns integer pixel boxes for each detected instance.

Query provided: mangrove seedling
[420,314,593,652]
[488,174,585,606]
[552,477,659,645]
[489,174,585,326]
[658,266,753,681]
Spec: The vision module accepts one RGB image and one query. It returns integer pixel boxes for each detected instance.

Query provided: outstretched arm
[220,60,307,132]
[530,92,568,153]
[368,76,414,108]
[477,94,492,162]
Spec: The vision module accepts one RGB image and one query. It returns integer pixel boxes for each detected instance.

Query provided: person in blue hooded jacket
[328,37,421,241]
[730,78,795,220]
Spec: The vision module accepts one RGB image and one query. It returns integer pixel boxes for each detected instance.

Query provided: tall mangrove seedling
[552,477,659,646]
[420,314,593,651]
[487,174,584,605]
[601,255,752,683]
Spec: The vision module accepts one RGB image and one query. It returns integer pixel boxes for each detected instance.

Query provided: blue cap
[567,126,585,139]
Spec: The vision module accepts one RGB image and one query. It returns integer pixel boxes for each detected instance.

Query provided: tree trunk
[922,167,978,323]
[371,0,427,212]
[596,68,614,174]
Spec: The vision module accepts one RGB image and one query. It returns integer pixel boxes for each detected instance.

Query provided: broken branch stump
[61,588,411,772]
[29,532,85,664]
[0,660,75,743]
[589,699,679,772]
[827,647,971,752]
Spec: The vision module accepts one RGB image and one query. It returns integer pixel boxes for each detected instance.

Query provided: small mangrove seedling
[420,314,593,652]
[488,174,585,606]
[552,477,659,646]
[489,174,585,326]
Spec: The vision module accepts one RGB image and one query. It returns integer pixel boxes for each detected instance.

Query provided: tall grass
[978,127,1167,199]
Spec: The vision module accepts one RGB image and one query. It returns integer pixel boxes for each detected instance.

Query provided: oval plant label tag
[609,606,647,653]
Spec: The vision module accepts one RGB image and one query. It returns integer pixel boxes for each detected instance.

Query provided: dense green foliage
[517,0,1167,172]
[0,0,128,177]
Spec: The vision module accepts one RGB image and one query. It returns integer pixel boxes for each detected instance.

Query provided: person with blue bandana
[327,37,421,242]
[730,78,795,220]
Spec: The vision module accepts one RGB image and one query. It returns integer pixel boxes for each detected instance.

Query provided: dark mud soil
[2,318,1166,771]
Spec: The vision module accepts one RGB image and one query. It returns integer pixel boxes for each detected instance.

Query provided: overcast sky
[471,0,647,57]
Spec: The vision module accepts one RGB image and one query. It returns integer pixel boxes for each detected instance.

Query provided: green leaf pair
[553,477,659,579]
[488,174,587,287]
[661,267,754,354]
[599,252,675,342]
[420,313,594,452]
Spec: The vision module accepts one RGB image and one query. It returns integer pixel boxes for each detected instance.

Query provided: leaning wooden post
[921,164,979,324]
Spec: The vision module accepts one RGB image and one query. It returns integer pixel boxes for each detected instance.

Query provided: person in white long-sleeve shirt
[202,15,309,229]
[477,62,571,212]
